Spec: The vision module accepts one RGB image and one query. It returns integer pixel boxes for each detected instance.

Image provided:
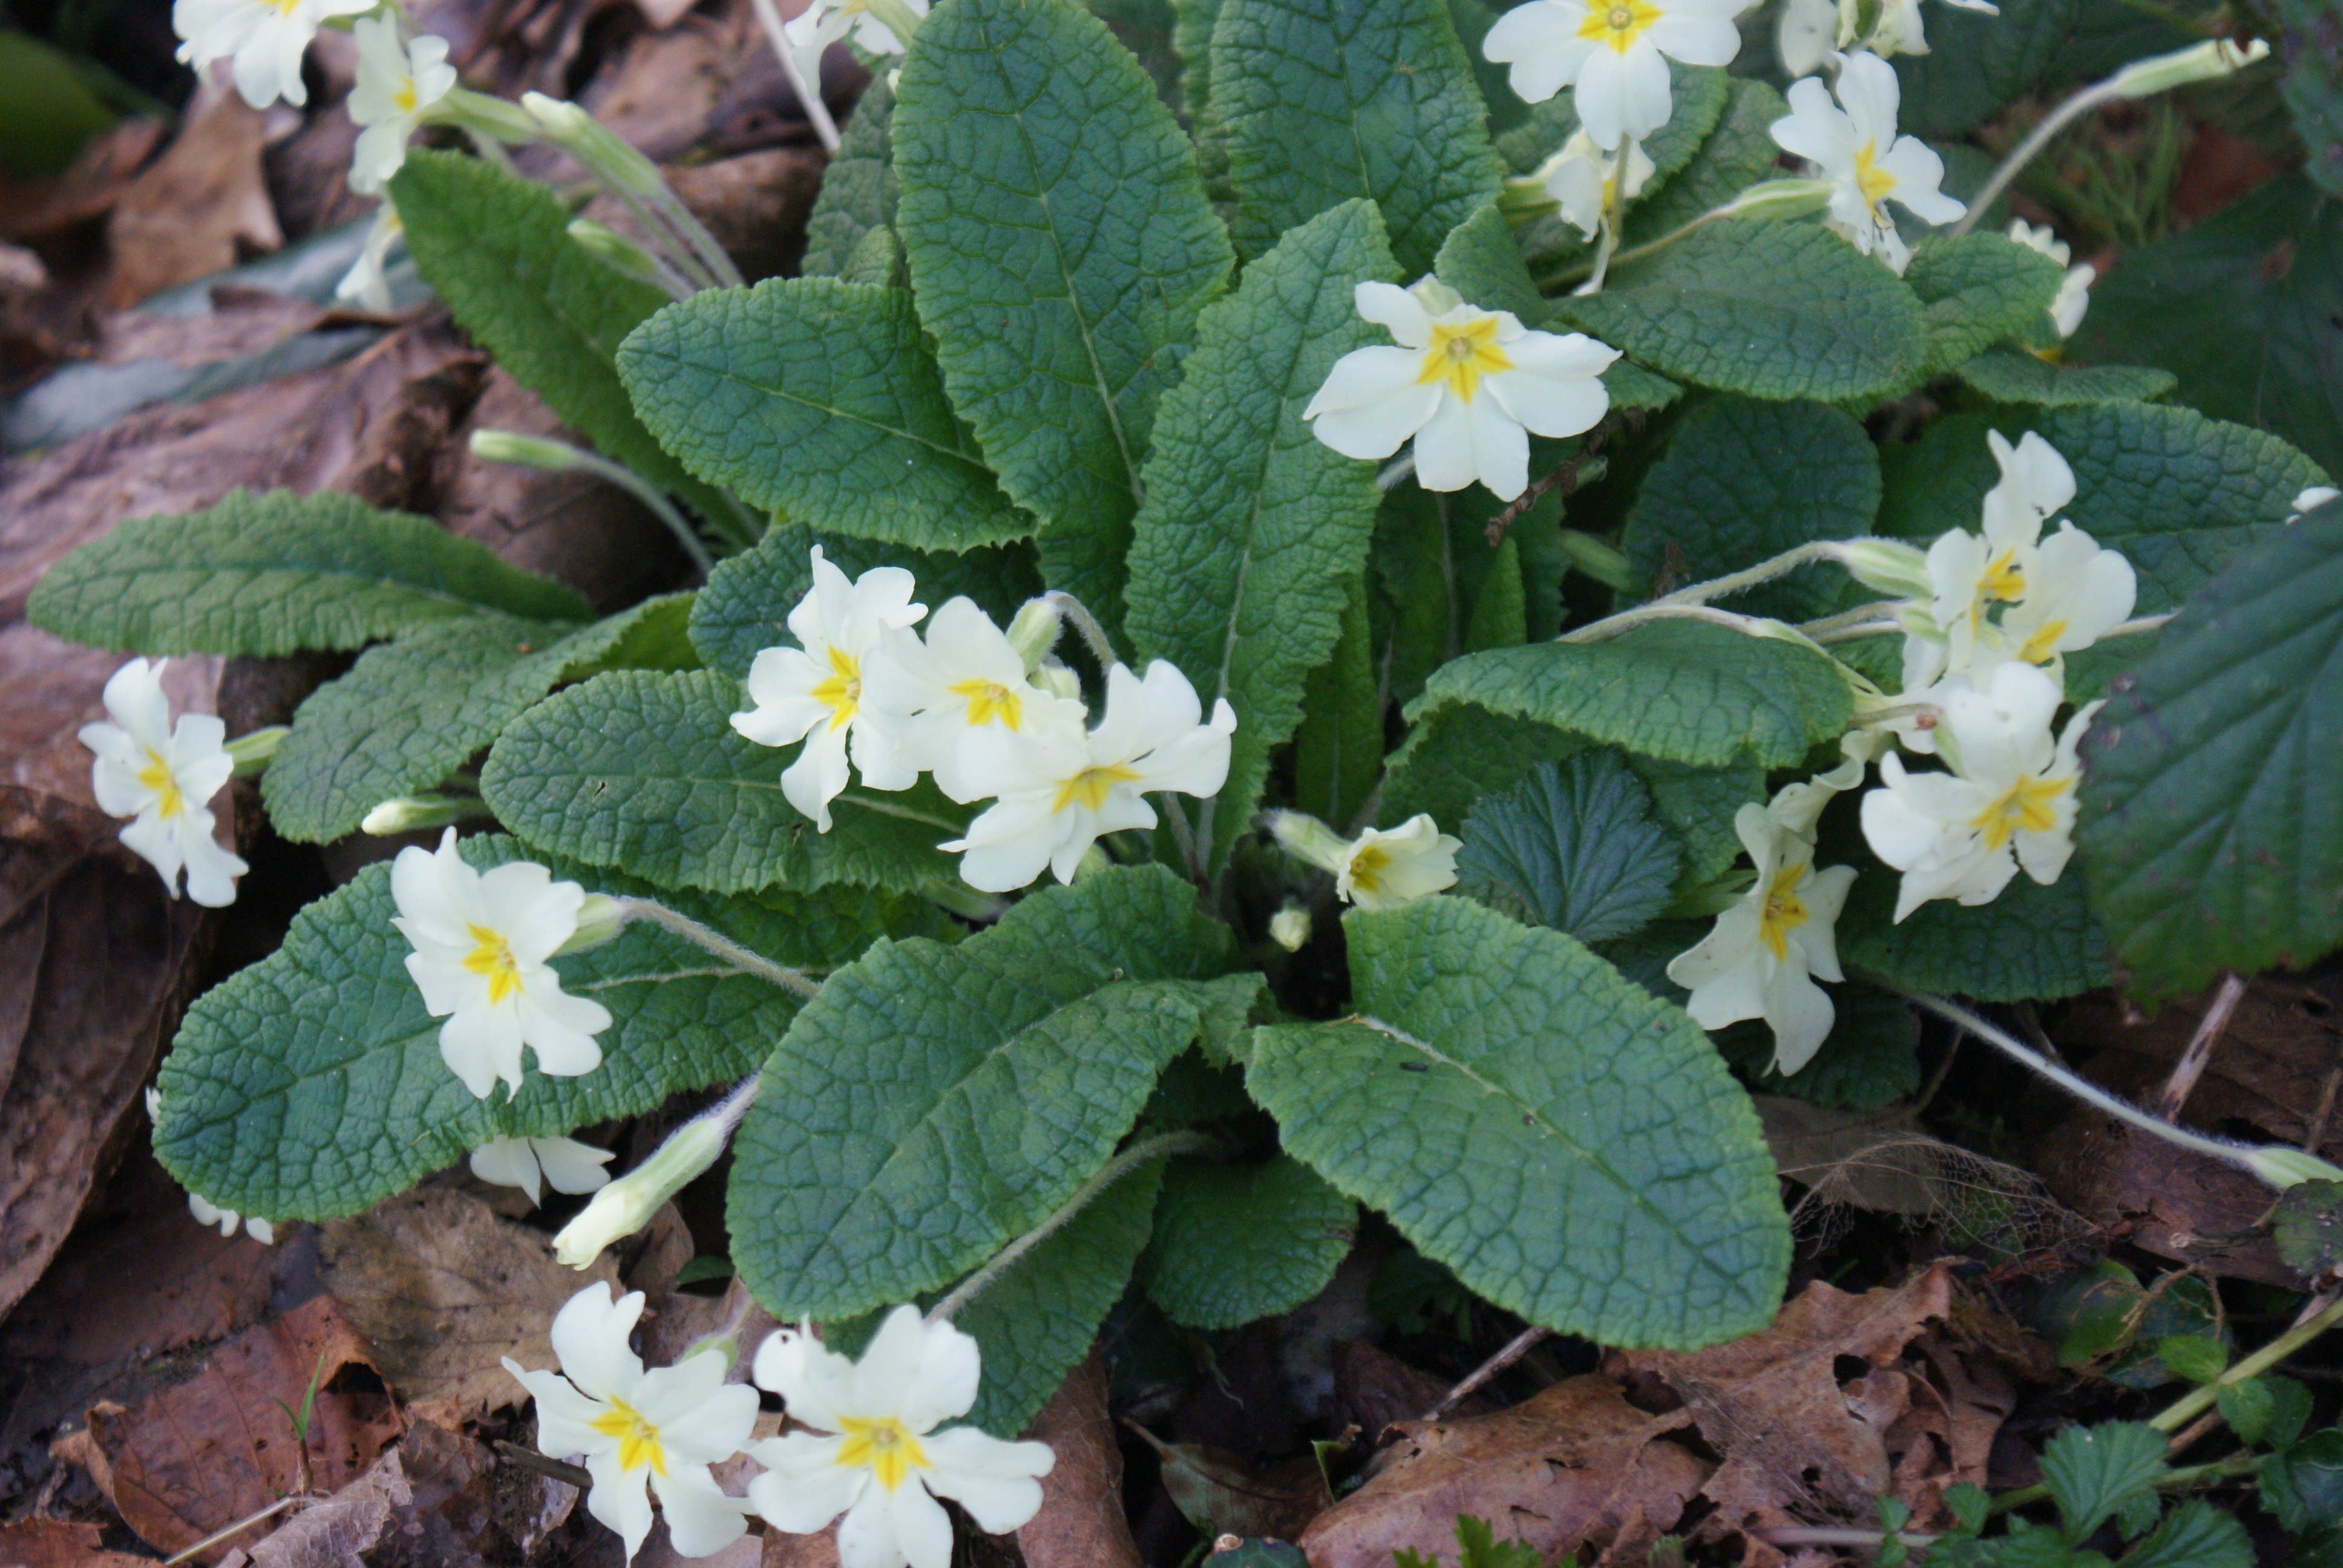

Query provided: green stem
[1043,590,1119,669]
[1651,539,1843,609]
[615,898,820,997]
[1989,1451,2264,1518]
[2149,1293,2343,1435]
[1951,79,2126,237]
[1558,602,1772,645]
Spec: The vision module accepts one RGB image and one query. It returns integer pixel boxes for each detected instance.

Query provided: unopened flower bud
[224,725,289,776]
[1004,598,1064,671]
[1721,177,1837,222]
[433,87,543,146]
[523,93,664,197]
[566,218,672,290]
[1269,900,1311,952]
[2244,1145,2343,1191]
[553,1077,758,1268]
[1263,810,1352,875]
[1496,174,1560,226]
[1834,538,1932,599]
[555,893,628,956]
[362,792,478,836]
[2109,38,2269,98]
[1031,659,1081,704]
[1406,276,1464,315]
[470,428,586,471]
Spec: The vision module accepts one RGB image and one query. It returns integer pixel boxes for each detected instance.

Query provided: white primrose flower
[943,661,1235,893]
[1765,730,1889,835]
[747,1306,1054,1568]
[503,1284,758,1564]
[733,547,926,832]
[335,201,404,314]
[1538,130,1656,240]
[787,0,929,57]
[1483,0,1751,149]
[471,1135,616,1206]
[347,18,456,195]
[1916,428,2074,668]
[189,1194,274,1245]
[1334,816,1464,910]
[1665,803,1856,1075]
[1860,660,2100,921]
[391,828,614,1100]
[1780,0,1946,74]
[2007,220,2095,338]
[861,598,1087,802]
[1304,279,1618,503]
[1769,51,1964,275]
[172,0,372,108]
[1999,520,2135,671]
[79,658,249,908]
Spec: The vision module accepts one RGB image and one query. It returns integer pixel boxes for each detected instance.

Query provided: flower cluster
[1484,0,1753,151]
[730,549,1236,893]
[505,1286,1052,1567]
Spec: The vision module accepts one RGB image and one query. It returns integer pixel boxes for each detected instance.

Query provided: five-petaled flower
[862,596,1086,802]
[471,1135,615,1206]
[171,0,373,108]
[347,18,456,194]
[747,1305,1053,1568]
[733,547,927,832]
[80,657,249,907]
[1334,815,1463,910]
[1483,0,1751,149]
[504,1284,758,1564]
[391,828,614,1100]
[1305,279,1618,502]
[1770,50,1963,273]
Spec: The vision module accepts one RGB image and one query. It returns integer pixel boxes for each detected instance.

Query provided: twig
[1420,1324,1551,1422]
[163,1495,306,1563]
[2166,1408,2224,1458]
[2304,1065,2342,1154]
[1483,410,1634,544]
[495,1439,594,1490]
[2153,972,2247,1122]
[1749,1526,1937,1552]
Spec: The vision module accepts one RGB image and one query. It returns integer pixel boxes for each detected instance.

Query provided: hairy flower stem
[928,1131,1219,1324]
[747,0,840,152]
[1559,602,1774,645]
[1041,590,1119,668]
[613,898,821,996]
[1651,538,1844,609]
[2148,1291,2343,1436]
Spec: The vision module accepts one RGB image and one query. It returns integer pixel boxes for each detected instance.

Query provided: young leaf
[617,280,1031,552]
[1424,621,1855,768]
[2076,501,2343,1002]
[1953,350,2177,408]
[388,152,735,530]
[1250,898,1791,1347]
[25,488,590,656]
[152,837,919,1220]
[1434,201,1547,325]
[479,668,968,895]
[1454,754,1680,942]
[892,0,1233,630]
[2036,1420,2166,1542]
[2265,1431,2343,1533]
[799,73,897,278]
[1124,198,1397,863]
[2119,1500,2252,1568]
[1143,1155,1356,1330]
[1904,232,2065,376]
[1557,221,1927,404]
[1835,854,2109,1002]
[1291,573,1381,828]
[1211,0,1501,276]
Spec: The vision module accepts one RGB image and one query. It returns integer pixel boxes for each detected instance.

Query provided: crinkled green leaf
[1558,221,1927,403]
[1472,537,1532,653]
[2122,1500,2252,1568]
[1715,983,1920,1112]
[1456,754,1679,942]
[480,668,968,895]
[1434,200,1545,325]
[1126,199,1397,863]
[1144,1155,1355,1329]
[2266,1431,2343,1533]
[2076,501,2343,1002]
[1291,573,1381,828]
[1953,349,2177,407]
[1890,0,2079,137]
[1211,0,1500,276]
[1837,851,2109,1001]
[388,151,735,529]
[152,835,925,1220]
[893,0,1232,631]
[1905,232,2065,376]
[1618,396,1881,621]
[2038,1420,2166,1542]
[1426,621,1854,768]
[838,226,903,287]
[1248,898,1789,1347]
[618,279,1030,551]
[1621,78,1785,252]
[689,521,1041,682]
[25,488,590,656]
[799,74,897,278]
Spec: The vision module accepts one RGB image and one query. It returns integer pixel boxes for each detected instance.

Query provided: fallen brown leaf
[1015,1355,1143,1568]
[762,1524,842,1567]
[104,85,283,309]
[0,1517,154,1567]
[226,1447,413,1568]
[1334,1339,1484,1441]
[1758,1096,1935,1218]
[0,118,165,243]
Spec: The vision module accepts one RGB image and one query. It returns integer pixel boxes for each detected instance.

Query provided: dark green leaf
[1838,851,2109,1001]
[1291,573,1381,828]
[1455,754,1679,942]
[2037,1420,2166,1542]
[2275,1179,2343,1276]
[1905,232,2066,376]
[799,74,897,278]
[2266,1431,2343,1532]
[1144,1155,1356,1328]
[1954,350,2177,407]
[1890,0,2080,137]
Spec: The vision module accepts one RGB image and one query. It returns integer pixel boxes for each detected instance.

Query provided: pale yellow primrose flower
[171,0,372,107]
[1483,0,1752,150]
[732,546,926,832]
[1770,50,1964,275]
[1537,131,1656,240]
[80,657,249,907]
[748,1307,1053,1568]
[503,1284,758,1564]
[347,18,456,195]
[860,596,1087,803]
[390,829,614,1100]
[470,1135,615,1207]
[1305,279,1617,503]
[2007,220,2096,339]
[1334,816,1463,910]
[335,201,404,314]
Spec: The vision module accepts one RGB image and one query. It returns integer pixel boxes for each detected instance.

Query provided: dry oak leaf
[102,83,281,310]
[1296,1373,1710,1568]
[1023,1354,1144,1568]
[0,1517,154,1567]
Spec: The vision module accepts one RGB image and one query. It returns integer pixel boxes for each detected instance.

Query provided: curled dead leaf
[1021,1355,1144,1568]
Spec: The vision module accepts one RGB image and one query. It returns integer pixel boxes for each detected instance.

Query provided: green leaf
[1889,0,2079,137]
[1617,77,1788,252]
[2274,1180,2343,1276]
[2266,1431,2343,1533]
[1211,0,1501,278]
[1434,200,1545,325]
[2157,1334,2227,1383]
[2037,1420,2166,1542]
[838,226,904,287]
[479,668,968,895]
[1905,232,2066,376]
[388,151,734,530]
[2120,1500,2252,1568]
[1291,573,1381,828]
[2281,0,2343,197]
[1556,221,1927,404]
[1836,852,2109,1001]
[1455,754,1680,942]
[893,0,1233,630]
[799,74,897,278]
[689,521,1041,682]
[24,488,590,656]
[1092,0,1185,105]
[2216,1377,2279,1446]
[1144,1155,1356,1329]
[1127,200,1396,862]
[2076,501,2343,1002]
[1424,621,1855,768]
[152,836,920,1219]
[1617,396,1882,620]
[1954,350,2176,407]
[618,280,1029,552]
[1249,898,1789,1347]
[1714,983,1921,1111]
[726,869,1233,1319]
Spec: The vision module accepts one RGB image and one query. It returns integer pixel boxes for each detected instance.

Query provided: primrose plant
[31,0,2341,1556]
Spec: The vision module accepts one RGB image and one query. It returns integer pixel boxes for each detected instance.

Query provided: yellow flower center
[1576,0,1660,51]
[810,646,862,732]
[462,923,522,1004]
[1758,861,1809,961]
[1346,842,1390,894]
[267,0,302,15]
[590,1397,668,1477]
[1052,762,1142,814]
[949,676,1023,731]
[137,749,184,820]
[393,80,418,114]
[2015,616,2068,665]
[1415,317,1512,403]
[1970,773,2071,851]
[1853,140,1896,213]
[836,1416,928,1492]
